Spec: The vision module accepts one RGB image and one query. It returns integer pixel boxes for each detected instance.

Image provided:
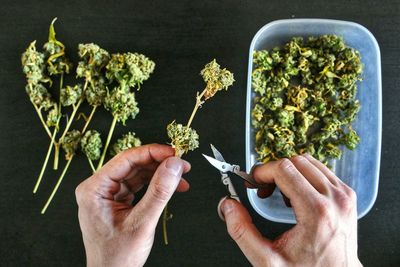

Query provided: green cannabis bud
[85,76,107,106]
[252,35,363,164]
[21,41,48,85]
[43,18,72,76]
[110,132,141,156]
[167,121,199,157]
[76,43,110,82]
[343,129,360,150]
[25,83,54,110]
[46,106,59,127]
[106,53,155,89]
[61,130,82,160]
[60,84,83,106]
[80,130,102,161]
[104,87,139,124]
[200,59,235,99]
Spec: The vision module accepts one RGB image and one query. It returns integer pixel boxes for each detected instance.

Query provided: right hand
[220,154,362,267]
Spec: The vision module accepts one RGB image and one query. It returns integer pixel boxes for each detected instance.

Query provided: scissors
[203,144,266,188]
[202,144,265,220]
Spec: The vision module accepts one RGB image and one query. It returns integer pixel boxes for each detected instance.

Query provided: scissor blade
[210,144,226,162]
[202,154,232,173]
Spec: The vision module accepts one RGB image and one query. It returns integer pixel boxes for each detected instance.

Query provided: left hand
[75,144,190,267]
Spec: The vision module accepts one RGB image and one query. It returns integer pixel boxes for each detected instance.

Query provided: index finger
[93,144,175,194]
[253,159,320,211]
[95,144,175,183]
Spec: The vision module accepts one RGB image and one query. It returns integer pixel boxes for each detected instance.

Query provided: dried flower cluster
[61,130,82,160]
[80,130,103,161]
[167,121,199,157]
[110,132,142,156]
[96,52,155,169]
[22,18,155,214]
[164,59,234,244]
[167,59,235,157]
[201,59,235,99]
[252,35,363,164]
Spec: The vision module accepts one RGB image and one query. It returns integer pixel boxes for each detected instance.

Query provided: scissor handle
[232,165,268,188]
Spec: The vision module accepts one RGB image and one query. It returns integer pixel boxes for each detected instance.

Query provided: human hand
[220,154,362,267]
[75,144,190,267]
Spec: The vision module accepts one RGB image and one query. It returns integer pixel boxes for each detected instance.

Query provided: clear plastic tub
[245,19,382,223]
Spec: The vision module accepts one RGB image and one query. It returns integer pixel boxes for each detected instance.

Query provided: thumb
[220,198,275,265]
[134,157,185,225]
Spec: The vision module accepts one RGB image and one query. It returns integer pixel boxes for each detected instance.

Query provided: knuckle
[314,198,334,220]
[291,155,307,164]
[75,176,96,205]
[150,181,171,203]
[345,186,357,202]
[116,149,126,158]
[120,148,133,157]
[228,222,247,242]
[75,183,85,203]
[336,187,357,214]
[278,158,296,173]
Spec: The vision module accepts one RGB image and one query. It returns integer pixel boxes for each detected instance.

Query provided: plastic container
[245,19,382,223]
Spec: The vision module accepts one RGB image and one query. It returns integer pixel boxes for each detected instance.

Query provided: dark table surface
[0,0,399,266]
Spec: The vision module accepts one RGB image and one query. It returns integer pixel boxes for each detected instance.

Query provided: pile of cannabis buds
[21,18,235,243]
[252,35,363,164]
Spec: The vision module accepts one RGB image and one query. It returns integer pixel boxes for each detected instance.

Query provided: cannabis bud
[61,130,82,160]
[25,83,54,110]
[167,121,199,157]
[21,41,48,85]
[343,129,360,150]
[76,43,110,81]
[110,132,141,156]
[43,18,72,76]
[80,130,102,161]
[46,106,59,127]
[60,84,83,106]
[200,59,235,99]
[85,76,107,106]
[104,87,139,124]
[106,52,155,89]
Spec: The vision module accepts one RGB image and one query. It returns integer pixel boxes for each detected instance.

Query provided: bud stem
[31,101,53,140]
[82,105,97,133]
[33,127,58,193]
[163,89,207,245]
[186,89,207,128]
[162,205,172,245]
[96,116,117,170]
[52,74,65,170]
[41,156,73,214]
[87,158,96,173]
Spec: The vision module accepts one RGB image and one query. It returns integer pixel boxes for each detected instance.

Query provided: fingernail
[182,160,191,171]
[217,197,228,221]
[165,157,183,176]
[220,198,234,215]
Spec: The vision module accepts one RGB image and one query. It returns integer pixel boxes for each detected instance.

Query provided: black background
[0,0,399,266]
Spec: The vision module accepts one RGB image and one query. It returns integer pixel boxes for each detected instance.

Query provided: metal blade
[210,144,226,162]
[202,154,233,173]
